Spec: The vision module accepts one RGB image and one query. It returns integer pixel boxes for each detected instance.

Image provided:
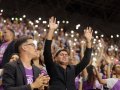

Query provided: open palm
[49,16,58,30]
[84,27,93,42]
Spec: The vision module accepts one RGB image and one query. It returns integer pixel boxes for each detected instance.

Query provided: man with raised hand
[44,17,93,90]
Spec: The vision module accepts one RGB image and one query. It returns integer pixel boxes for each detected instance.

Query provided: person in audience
[9,53,19,62]
[0,28,15,68]
[43,16,92,90]
[2,36,50,90]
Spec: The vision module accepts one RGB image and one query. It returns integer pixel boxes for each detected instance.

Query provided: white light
[96,36,98,39]
[116,34,119,38]
[111,45,114,50]
[61,28,63,31]
[69,40,71,43]
[44,29,46,32]
[91,53,94,56]
[115,48,118,51]
[95,31,98,34]
[97,47,100,50]
[65,33,68,36]
[71,30,74,34]
[23,15,26,18]
[111,35,113,38]
[77,24,80,27]
[57,21,60,24]
[111,57,114,60]
[93,41,96,44]
[76,24,80,29]
[11,18,14,20]
[34,31,37,34]
[29,21,34,25]
[62,20,65,23]
[43,21,47,24]
[81,40,85,44]
[93,57,97,61]
[19,18,23,21]
[108,48,112,51]
[73,43,76,46]
[99,43,102,47]
[66,21,69,24]
[1,9,3,12]
[15,18,18,21]
[35,20,39,23]
[33,40,38,49]
[71,49,74,52]
[98,40,101,42]
[4,20,6,23]
[74,38,77,41]
[101,34,104,37]
[38,34,41,36]
[95,53,97,56]
[71,34,74,37]
[94,39,96,42]
[35,25,38,28]
[54,31,57,34]
[38,17,41,20]
[48,25,49,27]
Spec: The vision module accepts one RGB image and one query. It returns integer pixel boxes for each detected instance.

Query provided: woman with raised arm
[43,16,93,90]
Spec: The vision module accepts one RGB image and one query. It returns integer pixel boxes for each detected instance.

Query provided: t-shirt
[83,78,102,90]
[75,75,80,90]
[105,78,120,90]
[25,68,33,84]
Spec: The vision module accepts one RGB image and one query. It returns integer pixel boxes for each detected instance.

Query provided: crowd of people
[0,13,120,90]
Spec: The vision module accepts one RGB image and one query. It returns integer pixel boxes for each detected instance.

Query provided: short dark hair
[14,35,33,53]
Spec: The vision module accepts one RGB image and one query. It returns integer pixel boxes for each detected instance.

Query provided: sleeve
[105,78,118,89]
[2,63,32,90]
[43,40,57,77]
[75,48,92,76]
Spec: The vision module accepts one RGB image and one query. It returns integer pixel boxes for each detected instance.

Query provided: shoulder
[105,78,119,89]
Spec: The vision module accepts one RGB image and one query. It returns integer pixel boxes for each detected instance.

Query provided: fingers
[84,27,93,33]
[49,16,56,23]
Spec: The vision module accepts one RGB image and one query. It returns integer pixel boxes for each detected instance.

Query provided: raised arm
[75,27,93,76]
[43,17,58,76]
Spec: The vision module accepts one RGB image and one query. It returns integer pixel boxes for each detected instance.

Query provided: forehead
[59,51,68,54]
[26,39,34,43]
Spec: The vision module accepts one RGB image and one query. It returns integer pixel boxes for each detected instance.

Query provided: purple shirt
[106,78,120,90]
[75,75,80,90]
[0,42,9,64]
[25,68,33,84]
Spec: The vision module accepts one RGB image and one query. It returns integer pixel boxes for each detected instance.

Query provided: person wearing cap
[43,17,93,90]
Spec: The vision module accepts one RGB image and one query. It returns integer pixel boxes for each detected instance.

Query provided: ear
[21,45,27,51]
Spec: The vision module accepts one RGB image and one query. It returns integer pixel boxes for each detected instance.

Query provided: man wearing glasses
[2,36,50,90]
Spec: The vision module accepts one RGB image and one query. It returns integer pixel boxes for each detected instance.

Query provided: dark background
[0,0,120,36]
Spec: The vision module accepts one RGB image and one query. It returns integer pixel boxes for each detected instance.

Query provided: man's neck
[116,74,120,79]
[60,64,67,70]
[20,54,32,69]
[33,59,43,68]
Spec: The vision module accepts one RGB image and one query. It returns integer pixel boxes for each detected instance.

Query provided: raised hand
[49,16,58,31]
[84,27,93,42]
